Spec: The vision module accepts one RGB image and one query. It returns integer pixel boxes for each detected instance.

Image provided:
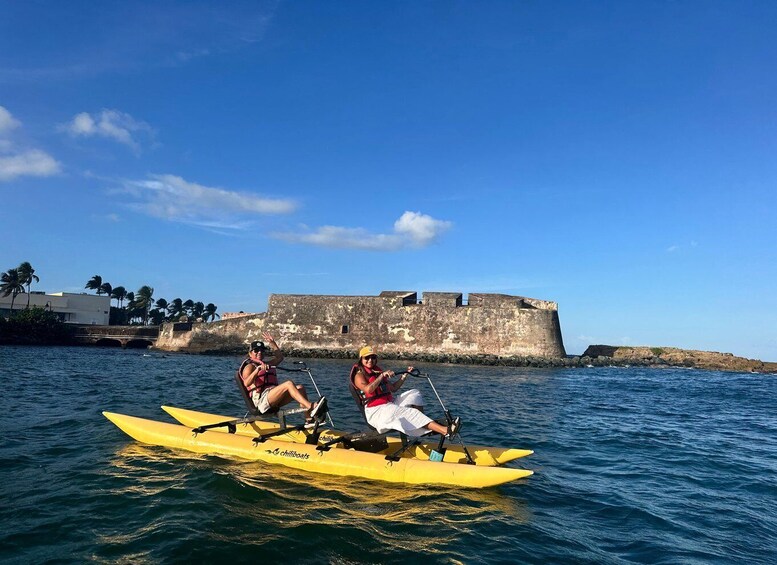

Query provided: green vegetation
[651,347,665,356]
[1,267,24,310]
[87,275,220,326]
[2,262,220,329]
[18,262,39,308]
[0,307,73,345]
[85,274,103,294]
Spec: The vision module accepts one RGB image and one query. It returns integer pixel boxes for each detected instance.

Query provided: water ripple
[0,347,775,563]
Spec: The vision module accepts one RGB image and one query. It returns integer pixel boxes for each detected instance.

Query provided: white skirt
[364,389,432,437]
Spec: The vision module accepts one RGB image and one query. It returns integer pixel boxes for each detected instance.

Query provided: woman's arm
[354,370,393,395]
[263,331,284,366]
[389,374,408,392]
[389,366,412,392]
[241,362,265,388]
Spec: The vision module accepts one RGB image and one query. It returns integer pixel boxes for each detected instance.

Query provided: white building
[0,291,111,325]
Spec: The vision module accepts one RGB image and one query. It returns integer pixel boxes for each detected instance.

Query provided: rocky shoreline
[581,345,777,374]
[194,344,776,374]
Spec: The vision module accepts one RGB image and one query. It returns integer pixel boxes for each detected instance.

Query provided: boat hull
[104,411,533,488]
[161,405,533,466]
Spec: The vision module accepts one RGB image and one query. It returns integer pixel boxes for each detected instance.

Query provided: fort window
[341,325,349,334]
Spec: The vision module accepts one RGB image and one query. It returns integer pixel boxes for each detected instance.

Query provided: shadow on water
[98,443,532,563]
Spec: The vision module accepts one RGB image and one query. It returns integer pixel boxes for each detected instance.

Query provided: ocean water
[0,345,775,564]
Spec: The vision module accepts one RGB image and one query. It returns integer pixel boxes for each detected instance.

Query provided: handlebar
[274,362,309,373]
[392,368,422,378]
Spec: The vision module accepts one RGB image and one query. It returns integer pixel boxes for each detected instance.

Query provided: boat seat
[235,372,306,429]
[342,370,470,464]
[347,371,410,448]
[318,371,419,457]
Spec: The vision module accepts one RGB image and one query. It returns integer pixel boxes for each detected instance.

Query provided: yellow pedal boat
[161,405,533,467]
[103,411,533,488]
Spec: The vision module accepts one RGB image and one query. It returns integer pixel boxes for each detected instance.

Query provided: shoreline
[3,340,774,374]
[187,345,776,374]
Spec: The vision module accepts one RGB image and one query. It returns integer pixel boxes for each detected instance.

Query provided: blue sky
[2,1,776,361]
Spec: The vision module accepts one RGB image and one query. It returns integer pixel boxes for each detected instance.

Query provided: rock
[582,344,777,373]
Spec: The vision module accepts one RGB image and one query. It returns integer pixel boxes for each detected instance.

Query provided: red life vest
[349,363,393,408]
[238,358,278,395]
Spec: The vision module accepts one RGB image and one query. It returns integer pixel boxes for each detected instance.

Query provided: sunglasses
[363,355,377,361]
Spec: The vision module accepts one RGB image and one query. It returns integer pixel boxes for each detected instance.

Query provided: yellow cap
[359,346,375,358]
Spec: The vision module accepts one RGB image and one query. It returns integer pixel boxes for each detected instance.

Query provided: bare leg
[265,381,312,413]
[295,384,308,410]
[424,421,448,435]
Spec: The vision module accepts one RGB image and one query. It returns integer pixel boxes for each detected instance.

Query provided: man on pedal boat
[351,346,460,437]
[239,332,327,425]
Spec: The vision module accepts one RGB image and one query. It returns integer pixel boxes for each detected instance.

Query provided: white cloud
[0,149,61,181]
[0,105,22,133]
[274,211,452,251]
[0,106,61,181]
[62,109,154,153]
[118,173,297,227]
[394,211,452,247]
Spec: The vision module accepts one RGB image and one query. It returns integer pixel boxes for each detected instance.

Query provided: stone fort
[156,290,567,358]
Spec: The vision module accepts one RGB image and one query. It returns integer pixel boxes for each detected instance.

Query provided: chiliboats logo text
[264,447,310,460]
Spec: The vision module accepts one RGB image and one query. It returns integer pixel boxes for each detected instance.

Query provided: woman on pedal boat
[239,332,327,425]
[350,346,460,437]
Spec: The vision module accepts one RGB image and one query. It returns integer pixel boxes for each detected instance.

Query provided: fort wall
[156,290,566,358]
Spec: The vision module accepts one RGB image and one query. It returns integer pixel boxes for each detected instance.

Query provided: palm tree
[17,262,39,308]
[124,291,135,322]
[100,282,113,297]
[111,286,127,309]
[134,285,154,325]
[1,268,25,313]
[148,308,166,326]
[127,303,144,325]
[167,298,184,321]
[154,297,168,312]
[182,299,195,318]
[85,275,103,294]
[192,301,205,320]
[204,303,219,322]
